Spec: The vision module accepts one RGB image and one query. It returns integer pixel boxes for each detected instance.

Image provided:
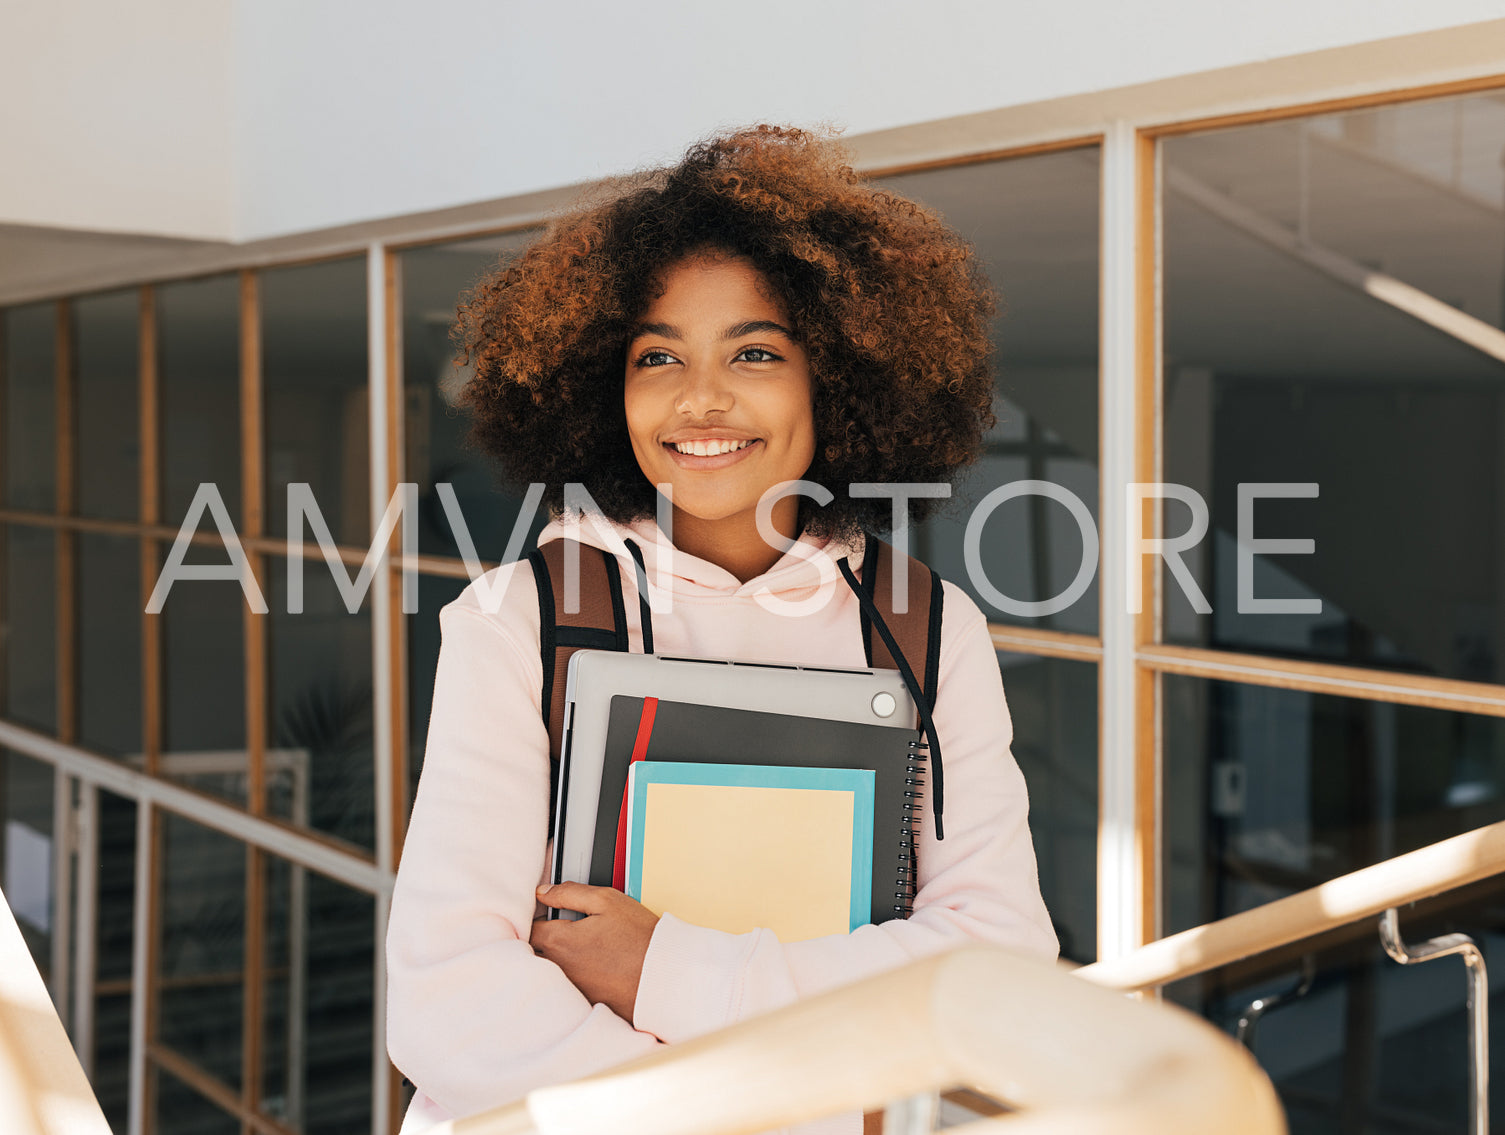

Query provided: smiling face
[623,251,816,564]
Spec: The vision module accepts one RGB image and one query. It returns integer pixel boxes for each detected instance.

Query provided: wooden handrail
[15,815,1502,1134]
[1077,817,1505,993]
[0,889,113,1135]
[439,945,1284,1135]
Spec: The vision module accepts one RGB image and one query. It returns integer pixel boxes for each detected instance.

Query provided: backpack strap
[857,536,944,713]
[530,539,653,761]
[843,533,947,839]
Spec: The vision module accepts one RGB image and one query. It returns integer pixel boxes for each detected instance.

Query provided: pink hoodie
[386,512,1058,1134]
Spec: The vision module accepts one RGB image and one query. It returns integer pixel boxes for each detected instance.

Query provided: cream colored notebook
[625,761,875,942]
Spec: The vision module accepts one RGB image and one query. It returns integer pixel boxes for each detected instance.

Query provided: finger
[529,918,563,954]
[536,881,617,915]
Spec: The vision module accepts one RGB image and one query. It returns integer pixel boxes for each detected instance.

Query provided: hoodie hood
[534,510,866,602]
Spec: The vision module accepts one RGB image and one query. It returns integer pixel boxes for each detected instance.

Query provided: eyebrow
[628,319,795,342]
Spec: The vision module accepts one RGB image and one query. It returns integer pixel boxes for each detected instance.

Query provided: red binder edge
[612,696,658,891]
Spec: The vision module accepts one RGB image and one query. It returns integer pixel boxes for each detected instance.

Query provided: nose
[674,359,734,418]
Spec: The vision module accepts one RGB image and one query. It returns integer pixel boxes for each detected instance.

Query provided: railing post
[1234,955,1315,1051]
[1379,908,1488,1135]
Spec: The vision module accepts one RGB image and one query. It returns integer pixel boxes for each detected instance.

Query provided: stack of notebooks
[552,668,929,942]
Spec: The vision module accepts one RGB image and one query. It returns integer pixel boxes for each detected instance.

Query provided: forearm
[387,929,663,1117]
[633,817,1057,1044]
[388,595,665,1117]
[632,593,1057,1044]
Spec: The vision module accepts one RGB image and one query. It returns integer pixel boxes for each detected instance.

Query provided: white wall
[6,0,1505,244]
[233,0,1505,240]
[0,0,235,240]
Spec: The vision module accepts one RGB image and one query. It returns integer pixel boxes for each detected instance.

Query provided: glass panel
[94,992,131,1132]
[405,572,469,798]
[159,275,241,529]
[0,749,54,978]
[76,290,140,521]
[262,258,369,545]
[157,812,244,1090]
[3,524,56,732]
[266,556,374,851]
[399,234,548,564]
[1163,674,1505,937]
[880,148,1101,634]
[261,854,375,1133]
[153,1064,240,1135]
[93,789,136,1135]
[158,537,247,806]
[997,652,1098,963]
[1165,880,1505,1133]
[1162,94,1505,683]
[78,532,141,758]
[4,303,55,510]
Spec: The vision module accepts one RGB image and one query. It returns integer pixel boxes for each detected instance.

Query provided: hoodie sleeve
[386,578,663,1120]
[631,582,1059,1045]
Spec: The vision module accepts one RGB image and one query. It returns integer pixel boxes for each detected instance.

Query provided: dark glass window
[263,259,368,545]
[157,535,247,806]
[0,750,55,975]
[399,235,547,566]
[158,275,241,528]
[1162,96,1505,683]
[998,652,1099,962]
[4,303,56,511]
[76,291,140,522]
[78,532,141,758]
[881,148,1102,635]
[261,853,374,1133]
[1164,674,1505,935]
[3,524,56,733]
[266,555,374,852]
[157,813,245,1089]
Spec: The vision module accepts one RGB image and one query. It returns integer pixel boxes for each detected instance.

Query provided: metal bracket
[1379,908,1488,1135]
[1235,954,1317,1050]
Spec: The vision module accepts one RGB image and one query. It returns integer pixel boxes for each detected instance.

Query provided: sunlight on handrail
[1077,817,1505,993]
[0,886,113,1135]
[437,945,1285,1135]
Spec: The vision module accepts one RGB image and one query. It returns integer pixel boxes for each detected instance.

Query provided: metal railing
[1075,817,1505,993]
[1076,818,1505,1135]
[1379,909,1489,1135]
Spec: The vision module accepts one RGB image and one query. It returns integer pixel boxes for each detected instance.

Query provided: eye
[737,346,782,363]
[633,348,678,368]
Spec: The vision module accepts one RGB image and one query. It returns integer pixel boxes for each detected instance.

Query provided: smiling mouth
[662,437,762,467]
[666,438,757,457]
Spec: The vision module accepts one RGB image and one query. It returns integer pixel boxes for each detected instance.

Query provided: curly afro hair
[453,123,998,541]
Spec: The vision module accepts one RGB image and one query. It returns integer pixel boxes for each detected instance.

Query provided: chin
[672,500,748,525]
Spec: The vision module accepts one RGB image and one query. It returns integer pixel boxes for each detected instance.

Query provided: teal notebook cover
[625,761,875,938]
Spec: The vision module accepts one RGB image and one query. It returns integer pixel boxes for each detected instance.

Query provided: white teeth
[673,438,752,456]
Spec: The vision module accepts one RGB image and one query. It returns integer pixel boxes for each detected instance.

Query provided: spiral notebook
[578,694,927,927]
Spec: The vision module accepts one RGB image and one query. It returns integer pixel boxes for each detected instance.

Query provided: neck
[669,498,801,583]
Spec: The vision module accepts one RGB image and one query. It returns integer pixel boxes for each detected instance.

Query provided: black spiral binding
[895,735,928,917]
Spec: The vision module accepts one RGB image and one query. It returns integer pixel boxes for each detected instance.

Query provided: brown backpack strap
[529,540,627,763]
[859,536,943,713]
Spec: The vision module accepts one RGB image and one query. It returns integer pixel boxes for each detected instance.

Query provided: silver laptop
[550,651,918,907]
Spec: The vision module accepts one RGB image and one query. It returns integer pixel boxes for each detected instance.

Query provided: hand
[531,883,660,1022]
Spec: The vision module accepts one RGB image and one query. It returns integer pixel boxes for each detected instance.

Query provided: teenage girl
[386,124,1058,1135]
